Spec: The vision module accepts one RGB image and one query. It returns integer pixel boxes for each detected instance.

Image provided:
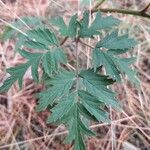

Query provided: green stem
[92,8,150,19]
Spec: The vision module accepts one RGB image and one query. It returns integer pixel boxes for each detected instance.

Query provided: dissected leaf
[6,63,30,89]
[36,70,76,111]
[0,76,17,93]
[93,30,138,83]
[64,102,94,150]
[113,57,139,85]
[79,90,110,123]
[47,92,75,123]
[80,69,121,110]
[50,14,78,37]
[93,48,121,81]
[79,11,120,37]
[19,50,42,82]
[96,31,137,49]
[43,48,67,76]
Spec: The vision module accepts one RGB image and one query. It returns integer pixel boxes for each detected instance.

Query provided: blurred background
[0,0,150,149]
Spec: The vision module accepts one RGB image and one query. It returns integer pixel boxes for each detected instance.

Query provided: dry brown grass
[0,0,150,149]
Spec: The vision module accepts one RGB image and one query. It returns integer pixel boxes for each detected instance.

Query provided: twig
[92,7,150,19]
[79,39,94,49]
[92,0,106,10]
[141,3,150,14]
[60,36,68,45]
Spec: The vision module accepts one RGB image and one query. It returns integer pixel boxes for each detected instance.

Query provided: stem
[75,38,79,92]
[92,0,106,10]
[92,7,150,19]
[141,3,150,14]
[60,36,68,45]
[79,39,94,49]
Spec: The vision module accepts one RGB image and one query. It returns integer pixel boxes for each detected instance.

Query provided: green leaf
[6,63,30,89]
[79,90,110,123]
[47,92,75,123]
[79,11,120,37]
[80,69,121,110]
[36,70,76,111]
[50,14,78,37]
[43,48,67,76]
[15,28,60,51]
[64,103,93,150]
[0,49,42,92]
[93,47,138,84]
[26,28,59,46]
[19,50,42,82]
[93,31,138,82]
[0,76,17,93]
[93,48,121,81]
[113,57,139,85]
[90,12,120,31]
[24,40,49,50]
[96,31,137,49]
[21,28,59,50]
[79,0,92,5]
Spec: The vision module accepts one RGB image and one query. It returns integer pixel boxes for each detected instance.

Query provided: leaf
[6,63,30,89]
[0,76,17,93]
[0,46,67,93]
[93,48,121,81]
[93,31,138,82]
[15,28,60,51]
[79,90,110,123]
[47,92,75,123]
[90,12,121,31]
[64,103,94,150]
[21,28,60,50]
[96,31,137,49]
[93,49,138,84]
[79,11,120,37]
[36,70,76,111]
[19,50,42,82]
[43,48,67,76]
[80,69,121,110]
[113,57,139,85]
[26,28,59,46]
[50,14,78,37]
[24,40,49,50]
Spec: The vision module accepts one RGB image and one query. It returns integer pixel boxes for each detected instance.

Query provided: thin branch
[92,7,150,19]
[60,36,68,45]
[141,3,150,14]
[79,39,94,49]
[92,0,106,10]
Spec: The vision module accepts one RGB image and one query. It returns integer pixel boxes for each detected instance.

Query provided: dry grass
[0,0,150,149]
